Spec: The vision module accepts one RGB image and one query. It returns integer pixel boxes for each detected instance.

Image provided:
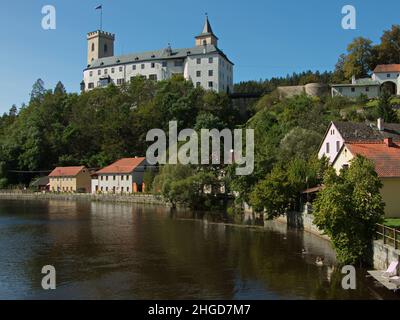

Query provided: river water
[0,199,398,300]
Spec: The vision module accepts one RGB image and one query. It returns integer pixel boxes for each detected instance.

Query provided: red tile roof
[96,158,146,174]
[346,142,400,177]
[373,64,400,73]
[49,166,86,177]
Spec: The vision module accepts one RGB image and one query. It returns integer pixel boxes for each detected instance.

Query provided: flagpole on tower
[95,5,103,31]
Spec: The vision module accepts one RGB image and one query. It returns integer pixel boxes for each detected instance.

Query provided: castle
[81,16,234,93]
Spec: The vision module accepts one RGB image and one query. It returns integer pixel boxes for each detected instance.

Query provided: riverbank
[0,191,168,206]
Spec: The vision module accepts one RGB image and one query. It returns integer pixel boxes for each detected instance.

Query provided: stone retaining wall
[0,192,168,206]
[372,240,400,270]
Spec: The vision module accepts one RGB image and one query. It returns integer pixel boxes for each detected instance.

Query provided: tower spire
[195,14,218,47]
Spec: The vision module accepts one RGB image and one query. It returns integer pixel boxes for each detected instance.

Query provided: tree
[30,78,46,103]
[54,81,66,95]
[343,37,373,79]
[313,156,385,265]
[279,127,322,161]
[376,25,400,65]
[377,90,398,122]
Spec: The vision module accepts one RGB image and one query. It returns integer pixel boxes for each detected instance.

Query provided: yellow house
[48,166,91,193]
[333,138,400,218]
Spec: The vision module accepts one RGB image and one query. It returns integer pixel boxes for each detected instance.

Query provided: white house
[94,157,148,194]
[331,64,400,98]
[318,119,400,163]
[82,16,234,94]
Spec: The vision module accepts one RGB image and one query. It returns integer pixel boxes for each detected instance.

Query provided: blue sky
[1,0,400,113]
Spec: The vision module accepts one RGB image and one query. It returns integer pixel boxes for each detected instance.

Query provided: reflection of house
[48,166,91,193]
[333,139,400,218]
[331,64,400,98]
[95,158,147,194]
[318,119,400,163]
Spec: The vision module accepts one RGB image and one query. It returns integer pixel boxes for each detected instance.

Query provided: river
[0,199,398,300]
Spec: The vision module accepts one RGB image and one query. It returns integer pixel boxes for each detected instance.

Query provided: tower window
[151,62,155,68]
[196,82,201,88]
[98,70,101,75]
[196,71,201,77]
[141,64,145,69]
[111,68,115,73]
[208,70,213,77]
[104,44,108,53]
[132,65,136,70]
[208,81,213,88]
[91,43,95,52]
[119,66,123,72]
[196,58,201,64]
[89,71,93,77]
[162,61,167,67]
[209,57,213,64]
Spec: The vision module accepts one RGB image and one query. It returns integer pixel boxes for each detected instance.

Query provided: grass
[383,218,400,229]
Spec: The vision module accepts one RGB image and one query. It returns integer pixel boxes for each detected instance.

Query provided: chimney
[384,137,394,147]
[351,75,356,85]
[377,118,384,131]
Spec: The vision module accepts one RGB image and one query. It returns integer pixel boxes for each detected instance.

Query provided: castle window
[174,60,183,67]
[208,70,213,77]
[208,57,213,64]
[326,143,330,154]
[98,70,101,75]
[141,64,145,69]
[117,78,125,85]
[196,71,201,77]
[91,43,95,52]
[336,141,340,152]
[387,74,391,78]
[111,68,115,73]
[162,61,167,67]
[196,58,201,64]
[151,62,155,68]
[366,87,369,92]
[104,69,108,75]
[119,66,123,72]
[196,82,201,88]
[351,87,355,92]
[88,83,94,89]
[208,81,213,88]
[89,71,93,77]
[132,65,136,70]
[149,74,158,81]
[104,44,108,53]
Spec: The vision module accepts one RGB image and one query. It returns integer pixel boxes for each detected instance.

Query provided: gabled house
[331,64,400,98]
[95,157,148,194]
[333,138,400,218]
[318,119,400,163]
[48,166,91,193]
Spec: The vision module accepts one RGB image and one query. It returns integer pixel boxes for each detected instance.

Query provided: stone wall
[372,240,400,270]
[0,192,168,206]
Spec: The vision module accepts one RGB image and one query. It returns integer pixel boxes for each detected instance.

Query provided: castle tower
[195,15,218,47]
[87,30,115,65]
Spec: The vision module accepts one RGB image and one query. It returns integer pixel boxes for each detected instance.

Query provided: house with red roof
[48,166,91,193]
[94,157,148,194]
[333,138,400,217]
[331,63,400,98]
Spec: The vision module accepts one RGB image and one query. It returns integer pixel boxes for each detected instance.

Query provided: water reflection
[0,199,398,300]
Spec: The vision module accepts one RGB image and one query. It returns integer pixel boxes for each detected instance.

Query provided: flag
[95,5,102,10]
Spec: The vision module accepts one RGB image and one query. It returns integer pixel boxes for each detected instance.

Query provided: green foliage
[143,169,156,193]
[313,156,385,265]
[377,90,399,122]
[0,76,240,186]
[249,156,328,219]
[153,164,219,210]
